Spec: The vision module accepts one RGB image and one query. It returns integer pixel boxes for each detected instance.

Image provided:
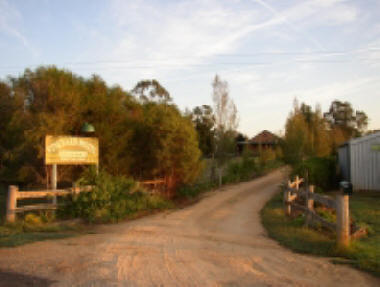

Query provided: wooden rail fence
[6,185,92,223]
[139,179,166,192]
[6,178,167,223]
[284,176,352,247]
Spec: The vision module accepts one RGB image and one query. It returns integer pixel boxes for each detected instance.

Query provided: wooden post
[295,175,300,190]
[336,194,350,247]
[305,185,314,227]
[52,164,57,204]
[6,185,18,223]
[284,188,291,216]
[307,185,314,210]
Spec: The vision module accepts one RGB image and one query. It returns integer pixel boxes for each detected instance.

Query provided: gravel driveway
[0,169,378,286]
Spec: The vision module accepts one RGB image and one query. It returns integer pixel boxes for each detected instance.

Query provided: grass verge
[0,220,87,248]
[261,190,380,277]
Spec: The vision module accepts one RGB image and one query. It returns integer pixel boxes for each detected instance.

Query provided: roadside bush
[24,213,43,226]
[223,155,257,184]
[259,149,276,167]
[176,182,215,199]
[59,168,173,223]
[292,157,337,190]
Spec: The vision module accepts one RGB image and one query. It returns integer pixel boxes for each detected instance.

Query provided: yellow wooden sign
[45,135,99,165]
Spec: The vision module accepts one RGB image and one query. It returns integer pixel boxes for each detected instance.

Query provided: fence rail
[6,179,167,223]
[6,185,92,223]
[284,176,352,247]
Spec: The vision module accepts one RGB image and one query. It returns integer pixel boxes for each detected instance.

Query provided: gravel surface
[0,169,378,286]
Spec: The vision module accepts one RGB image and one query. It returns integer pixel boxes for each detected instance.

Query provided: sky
[0,0,379,137]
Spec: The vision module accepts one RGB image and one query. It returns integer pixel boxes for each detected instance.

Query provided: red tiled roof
[250,130,278,144]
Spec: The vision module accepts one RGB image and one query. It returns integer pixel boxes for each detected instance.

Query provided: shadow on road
[0,269,56,287]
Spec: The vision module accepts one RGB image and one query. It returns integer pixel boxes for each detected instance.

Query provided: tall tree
[191,105,215,157]
[0,66,202,193]
[211,75,238,186]
[130,102,202,191]
[324,100,368,140]
[283,100,332,165]
[212,75,238,133]
[131,80,172,104]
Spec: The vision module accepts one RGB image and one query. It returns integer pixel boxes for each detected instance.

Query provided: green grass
[261,191,380,276]
[0,184,88,248]
[0,231,73,247]
[348,192,380,274]
[0,220,84,248]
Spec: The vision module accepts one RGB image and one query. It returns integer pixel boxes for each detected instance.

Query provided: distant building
[338,131,380,191]
[237,130,279,155]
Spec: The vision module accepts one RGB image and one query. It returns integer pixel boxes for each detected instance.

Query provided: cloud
[0,0,34,51]
[109,0,258,68]
[105,0,360,75]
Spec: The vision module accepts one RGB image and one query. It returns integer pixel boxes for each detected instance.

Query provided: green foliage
[315,207,336,223]
[283,99,369,170]
[258,149,276,167]
[261,192,336,256]
[24,213,43,226]
[324,100,368,139]
[283,101,332,165]
[0,67,202,191]
[0,231,73,248]
[349,192,380,274]
[223,155,257,183]
[191,105,215,157]
[59,169,173,223]
[132,79,172,104]
[130,102,202,187]
[176,182,215,199]
[292,157,337,189]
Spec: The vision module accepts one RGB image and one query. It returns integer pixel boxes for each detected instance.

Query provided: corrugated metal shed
[338,131,380,191]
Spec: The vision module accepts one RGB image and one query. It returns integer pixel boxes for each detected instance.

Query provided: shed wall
[350,133,380,191]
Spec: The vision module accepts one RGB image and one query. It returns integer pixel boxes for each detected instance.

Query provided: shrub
[259,149,276,167]
[59,168,172,223]
[176,182,215,199]
[223,155,257,184]
[24,213,43,226]
[292,157,337,190]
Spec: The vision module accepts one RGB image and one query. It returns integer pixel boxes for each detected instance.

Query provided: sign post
[45,135,99,197]
[52,164,57,204]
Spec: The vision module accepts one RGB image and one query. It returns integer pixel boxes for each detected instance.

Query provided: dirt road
[0,169,378,286]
